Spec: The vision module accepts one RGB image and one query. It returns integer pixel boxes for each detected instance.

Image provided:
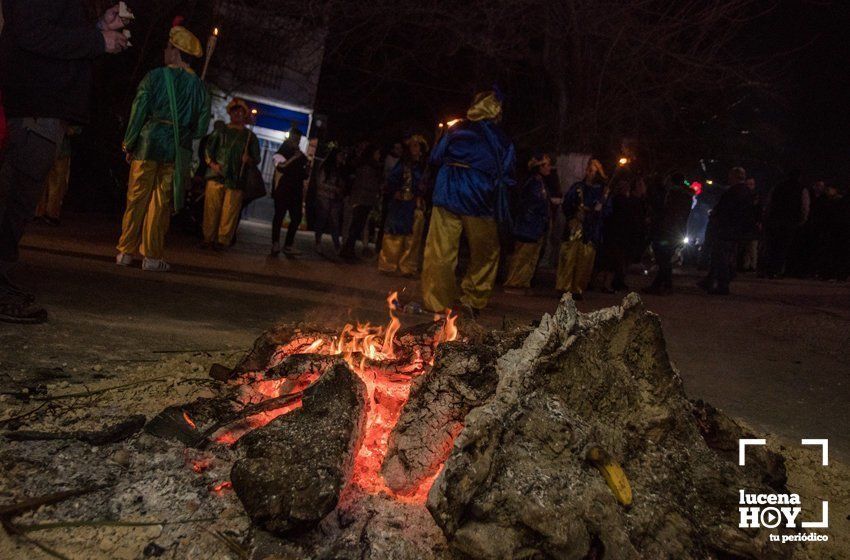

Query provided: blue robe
[384,160,423,235]
[429,120,516,219]
[512,175,549,242]
[562,181,612,246]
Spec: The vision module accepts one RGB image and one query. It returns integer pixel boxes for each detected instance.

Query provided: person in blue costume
[378,134,427,276]
[421,89,516,316]
[556,158,611,299]
[504,153,552,291]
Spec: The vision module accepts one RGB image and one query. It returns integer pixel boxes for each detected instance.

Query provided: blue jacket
[562,181,611,246]
[512,175,549,242]
[384,159,423,235]
[430,120,515,219]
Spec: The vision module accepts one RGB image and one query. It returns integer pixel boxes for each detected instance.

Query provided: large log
[231,361,367,535]
[427,294,791,560]
[381,342,500,495]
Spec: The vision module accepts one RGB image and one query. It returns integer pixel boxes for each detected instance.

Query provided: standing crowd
[1,4,847,325]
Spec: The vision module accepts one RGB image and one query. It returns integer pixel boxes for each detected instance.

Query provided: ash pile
[1,294,790,560]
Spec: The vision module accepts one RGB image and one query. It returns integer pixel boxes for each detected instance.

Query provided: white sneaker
[142,258,170,272]
[116,253,133,266]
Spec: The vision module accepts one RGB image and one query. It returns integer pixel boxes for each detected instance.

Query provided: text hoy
[738,490,828,529]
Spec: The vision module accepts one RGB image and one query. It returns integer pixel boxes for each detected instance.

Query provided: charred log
[231,362,368,535]
[382,342,500,495]
[427,294,791,560]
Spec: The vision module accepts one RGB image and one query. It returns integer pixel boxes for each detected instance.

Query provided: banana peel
[585,444,632,507]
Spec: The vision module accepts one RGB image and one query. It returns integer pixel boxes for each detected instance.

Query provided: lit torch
[201,27,219,81]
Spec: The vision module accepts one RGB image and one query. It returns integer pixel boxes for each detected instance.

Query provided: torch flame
[213,27,219,36]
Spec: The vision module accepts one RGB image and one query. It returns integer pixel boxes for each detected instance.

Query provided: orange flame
[380,292,400,358]
[210,290,461,503]
[433,309,458,347]
[182,411,196,430]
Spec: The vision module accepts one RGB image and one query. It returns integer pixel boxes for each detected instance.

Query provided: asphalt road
[3,214,849,461]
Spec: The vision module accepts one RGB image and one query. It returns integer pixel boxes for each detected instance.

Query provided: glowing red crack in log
[208,292,459,503]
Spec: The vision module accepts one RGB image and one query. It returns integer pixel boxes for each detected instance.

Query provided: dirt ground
[1,214,848,558]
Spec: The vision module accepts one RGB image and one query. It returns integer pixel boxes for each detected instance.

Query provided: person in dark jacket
[340,144,383,260]
[597,176,644,293]
[762,170,806,278]
[312,147,345,253]
[504,153,551,291]
[0,1,128,323]
[645,172,693,294]
[700,167,754,295]
[270,127,309,256]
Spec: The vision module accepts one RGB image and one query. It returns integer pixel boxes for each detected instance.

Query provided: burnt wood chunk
[382,342,500,495]
[231,362,367,535]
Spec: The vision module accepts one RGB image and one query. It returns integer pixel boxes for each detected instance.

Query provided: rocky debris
[231,362,368,535]
[382,342,501,495]
[692,399,788,490]
[248,490,453,560]
[427,294,790,560]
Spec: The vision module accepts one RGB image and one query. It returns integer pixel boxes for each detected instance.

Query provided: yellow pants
[116,160,174,260]
[408,209,426,272]
[504,240,543,288]
[203,180,244,245]
[421,206,499,312]
[379,233,415,275]
[555,239,596,294]
[379,210,425,276]
[36,156,71,219]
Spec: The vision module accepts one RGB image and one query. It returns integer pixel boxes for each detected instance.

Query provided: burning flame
[209,291,462,503]
[182,411,196,430]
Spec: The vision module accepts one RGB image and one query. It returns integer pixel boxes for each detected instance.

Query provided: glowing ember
[192,458,212,473]
[182,411,196,430]
[211,481,232,494]
[211,291,461,503]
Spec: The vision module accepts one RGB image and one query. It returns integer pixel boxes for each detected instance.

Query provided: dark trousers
[313,196,342,248]
[271,192,302,247]
[0,118,64,266]
[707,239,738,292]
[764,226,795,277]
[341,204,372,256]
[650,241,675,289]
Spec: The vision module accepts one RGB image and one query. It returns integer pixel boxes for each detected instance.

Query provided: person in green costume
[116,24,210,272]
[201,97,260,249]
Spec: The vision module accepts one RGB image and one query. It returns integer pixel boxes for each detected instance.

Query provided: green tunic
[204,126,261,189]
[123,66,210,163]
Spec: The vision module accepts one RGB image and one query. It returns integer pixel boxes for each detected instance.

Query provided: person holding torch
[115,21,210,271]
